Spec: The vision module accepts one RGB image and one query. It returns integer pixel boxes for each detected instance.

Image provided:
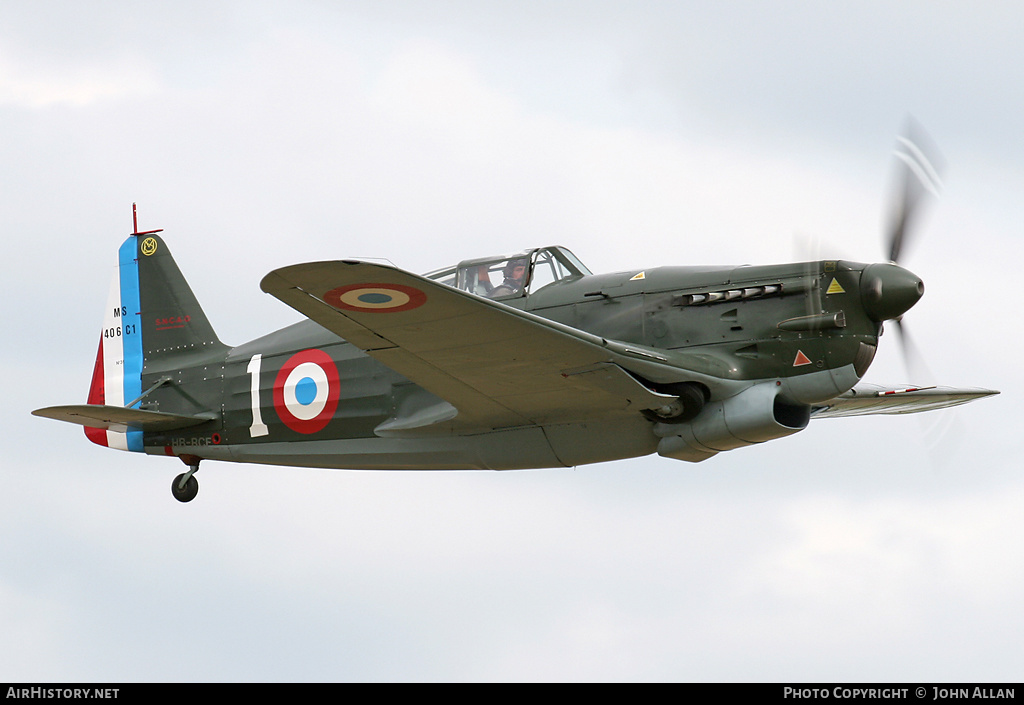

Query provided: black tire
[641,382,707,424]
[171,473,199,503]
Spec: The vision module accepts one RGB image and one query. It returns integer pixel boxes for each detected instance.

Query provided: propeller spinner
[860,261,924,323]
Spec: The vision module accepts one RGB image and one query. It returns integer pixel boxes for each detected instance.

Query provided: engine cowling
[655,382,810,463]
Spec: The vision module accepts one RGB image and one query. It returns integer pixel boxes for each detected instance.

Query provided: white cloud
[0,54,159,108]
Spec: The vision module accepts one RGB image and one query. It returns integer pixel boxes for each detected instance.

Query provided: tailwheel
[171,473,199,502]
[172,456,201,503]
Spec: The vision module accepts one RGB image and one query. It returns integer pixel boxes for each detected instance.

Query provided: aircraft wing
[260,260,687,433]
[811,384,999,418]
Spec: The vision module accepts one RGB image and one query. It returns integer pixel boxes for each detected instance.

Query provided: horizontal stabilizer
[32,404,213,432]
[812,384,998,418]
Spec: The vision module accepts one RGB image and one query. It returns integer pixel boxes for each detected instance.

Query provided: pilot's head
[504,258,528,284]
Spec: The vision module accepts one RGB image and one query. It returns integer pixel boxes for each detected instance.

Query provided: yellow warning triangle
[793,350,812,367]
[826,277,845,295]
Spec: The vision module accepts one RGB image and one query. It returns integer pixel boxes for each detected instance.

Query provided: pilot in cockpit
[489,258,528,298]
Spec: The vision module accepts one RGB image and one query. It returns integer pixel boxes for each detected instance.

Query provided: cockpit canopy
[425,246,591,300]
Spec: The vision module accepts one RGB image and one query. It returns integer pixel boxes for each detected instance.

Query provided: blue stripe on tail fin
[118,237,144,452]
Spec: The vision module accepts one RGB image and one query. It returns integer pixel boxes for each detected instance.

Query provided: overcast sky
[3,1,1021,682]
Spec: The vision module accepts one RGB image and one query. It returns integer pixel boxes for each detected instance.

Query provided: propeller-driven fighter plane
[34,132,997,502]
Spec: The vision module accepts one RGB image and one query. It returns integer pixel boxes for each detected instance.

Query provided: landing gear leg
[171,456,201,503]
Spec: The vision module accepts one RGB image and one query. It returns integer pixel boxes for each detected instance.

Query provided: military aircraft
[33,133,997,502]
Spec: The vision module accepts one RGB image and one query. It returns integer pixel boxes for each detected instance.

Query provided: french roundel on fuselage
[272,349,340,434]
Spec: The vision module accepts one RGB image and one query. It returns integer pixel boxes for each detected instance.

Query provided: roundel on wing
[323,283,427,313]
[272,348,340,434]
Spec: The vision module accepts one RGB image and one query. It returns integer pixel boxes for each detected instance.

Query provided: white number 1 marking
[247,354,269,438]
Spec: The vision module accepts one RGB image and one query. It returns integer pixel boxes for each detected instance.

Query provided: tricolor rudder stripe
[85,237,145,452]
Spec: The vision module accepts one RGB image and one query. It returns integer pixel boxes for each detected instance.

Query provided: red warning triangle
[793,350,812,367]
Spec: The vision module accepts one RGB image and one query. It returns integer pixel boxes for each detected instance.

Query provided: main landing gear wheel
[171,473,199,503]
[641,382,708,424]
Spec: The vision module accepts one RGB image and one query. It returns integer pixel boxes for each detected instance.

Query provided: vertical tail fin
[86,232,226,450]
[133,232,224,359]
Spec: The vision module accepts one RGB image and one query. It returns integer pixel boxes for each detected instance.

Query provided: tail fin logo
[140,237,159,256]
